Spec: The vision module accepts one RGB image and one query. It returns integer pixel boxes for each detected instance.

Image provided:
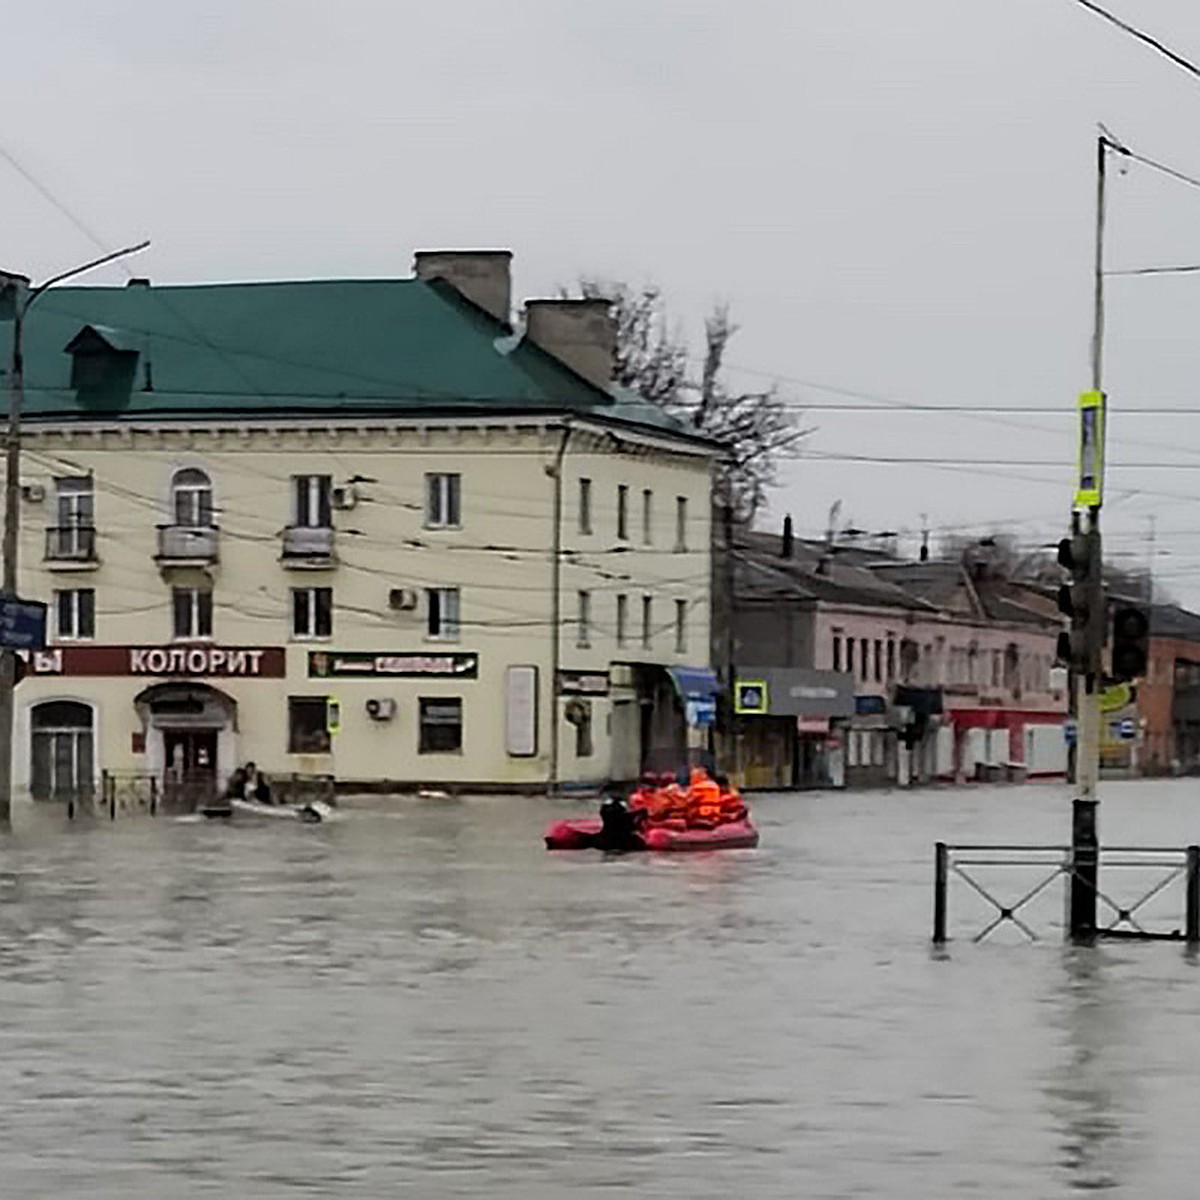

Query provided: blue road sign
[1063,719,1078,747]
[1117,717,1137,741]
[0,596,47,650]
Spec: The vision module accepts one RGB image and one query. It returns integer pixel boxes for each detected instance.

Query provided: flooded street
[1,781,1199,1197]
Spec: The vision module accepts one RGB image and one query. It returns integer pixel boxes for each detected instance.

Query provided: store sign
[557,670,609,696]
[23,645,285,678]
[686,697,717,729]
[797,715,830,734]
[309,651,478,679]
[735,680,769,715]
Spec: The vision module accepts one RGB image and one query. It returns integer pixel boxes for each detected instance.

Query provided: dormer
[64,324,139,391]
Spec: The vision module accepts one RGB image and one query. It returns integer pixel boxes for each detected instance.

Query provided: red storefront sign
[24,645,286,678]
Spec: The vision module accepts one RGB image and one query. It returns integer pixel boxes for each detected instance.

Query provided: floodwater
[1,781,1199,1198]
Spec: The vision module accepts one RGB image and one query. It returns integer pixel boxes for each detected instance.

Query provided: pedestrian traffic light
[1055,528,1104,675]
[1110,606,1149,682]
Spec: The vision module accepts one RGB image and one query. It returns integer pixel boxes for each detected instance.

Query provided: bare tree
[570,280,808,522]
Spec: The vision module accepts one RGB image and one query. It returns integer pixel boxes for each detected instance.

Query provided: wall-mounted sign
[854,694,888,716]
[735,680,769,715]
[0,596,46,651]
[309,651,478,679]
[327,699,341,734]
[22,645,286,677]
[506,665,538,757]
[557,669,609,696]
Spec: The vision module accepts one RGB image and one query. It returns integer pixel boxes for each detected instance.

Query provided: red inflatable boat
[544,816,759,852]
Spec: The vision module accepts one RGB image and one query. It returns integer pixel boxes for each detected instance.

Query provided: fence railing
[66,770,335,819]
[933,842,1200,945]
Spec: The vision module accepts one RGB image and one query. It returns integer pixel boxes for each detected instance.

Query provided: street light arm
[27,240,151,309]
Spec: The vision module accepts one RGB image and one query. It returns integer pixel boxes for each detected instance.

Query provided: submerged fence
[933,842,1200,945]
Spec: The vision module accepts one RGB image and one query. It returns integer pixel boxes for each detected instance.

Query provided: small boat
[230,798,334,824]
[544,815,759,852]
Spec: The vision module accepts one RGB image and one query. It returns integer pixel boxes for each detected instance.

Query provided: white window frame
[172,587,213,640]
[426,587,460,641]
[578,477,592,535]
[577,590,591,649]
[171,467,214,527]
[425,473,462,529]
[291,587,333,640]
[293,475,332,528]
[54,588,95,641]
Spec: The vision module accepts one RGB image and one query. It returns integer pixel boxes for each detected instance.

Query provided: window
[55,589,94,640]
[426,588,460,641]
[293,475,331,528]
[617,485,629,540]
[425,473,461,528]
[992,649,1002,687]
[52,476,95,558]
[288,696,331,754]
[577,590,591,648]
[616,594,628,648]
[833,635,843,672]
[642,489,653,545]
[419,697,463,754]
[30,701,93,800]
[579,477,592,535]
[846,637,855,674]
[171,467,214,527]
[674,599,688,654]
[641,595,653,650]
[292,587,332,639]
[886,638,896,681]
[675,496,688,552]
[860,638,870,681]
[172,588,213,639]
[874,639,883,683]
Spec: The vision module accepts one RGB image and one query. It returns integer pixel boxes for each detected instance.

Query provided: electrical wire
[1068,0,1200,83]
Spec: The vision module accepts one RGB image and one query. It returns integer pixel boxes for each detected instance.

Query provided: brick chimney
[413,250,512,325]
[524,298,615,390]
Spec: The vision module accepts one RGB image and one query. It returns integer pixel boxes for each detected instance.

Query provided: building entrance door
[162,729,219,809]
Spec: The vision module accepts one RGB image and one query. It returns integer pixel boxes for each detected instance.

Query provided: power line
[1068,0,1200,83]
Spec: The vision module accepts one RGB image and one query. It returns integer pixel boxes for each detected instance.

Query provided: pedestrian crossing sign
[735,680,769,715]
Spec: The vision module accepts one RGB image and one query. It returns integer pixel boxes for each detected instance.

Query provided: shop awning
[668,666,720,700]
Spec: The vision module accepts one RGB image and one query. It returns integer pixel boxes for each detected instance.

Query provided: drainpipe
[547,422,572,794]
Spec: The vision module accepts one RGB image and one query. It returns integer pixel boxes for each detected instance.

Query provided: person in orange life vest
[715,773,747,823]
[686,767,723,827]
[647,773,687,824]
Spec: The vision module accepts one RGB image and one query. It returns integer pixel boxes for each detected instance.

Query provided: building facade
[4,252,716,804]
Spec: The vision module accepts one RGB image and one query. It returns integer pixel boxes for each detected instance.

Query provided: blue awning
[668,666,720,700]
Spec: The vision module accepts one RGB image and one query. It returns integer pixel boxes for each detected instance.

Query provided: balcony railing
[281,524,335,563]
[45,525,98,563]
[157,524,220,564]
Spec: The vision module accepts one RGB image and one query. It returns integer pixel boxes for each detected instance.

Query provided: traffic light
[1110,606,1149,682]
[1055,528,1104,675]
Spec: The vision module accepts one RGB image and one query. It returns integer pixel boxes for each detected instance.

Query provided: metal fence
[933,842,1200,945]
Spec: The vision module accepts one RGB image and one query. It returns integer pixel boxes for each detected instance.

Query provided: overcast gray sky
[5,1,1200,604]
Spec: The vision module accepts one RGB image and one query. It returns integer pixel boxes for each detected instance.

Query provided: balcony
[281,524,335,567]
[156,524,219,566]
[44,526,98,568]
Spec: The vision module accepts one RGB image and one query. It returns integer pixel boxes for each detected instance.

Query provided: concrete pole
[0,242,149,822]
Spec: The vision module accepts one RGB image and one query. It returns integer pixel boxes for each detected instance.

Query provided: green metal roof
[0,276,699,439]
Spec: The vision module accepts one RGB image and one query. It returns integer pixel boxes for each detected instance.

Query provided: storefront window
[419,698,463,754]
[288,696,331,753]
[30,701,94,801]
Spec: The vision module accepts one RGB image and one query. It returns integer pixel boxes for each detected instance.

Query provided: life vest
[687,769,723,826]
[719,787,747,823]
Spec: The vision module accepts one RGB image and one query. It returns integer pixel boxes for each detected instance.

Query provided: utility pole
[0,242,149,821]
[1068,132,1125,941]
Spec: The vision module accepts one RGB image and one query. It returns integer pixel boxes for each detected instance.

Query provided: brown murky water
[0,780,1197,1197]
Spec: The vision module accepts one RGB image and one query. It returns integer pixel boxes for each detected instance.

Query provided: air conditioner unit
[21,483,45,503]
[365,697,397,721]
[332,484,359,511]
[388,587,419,611]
